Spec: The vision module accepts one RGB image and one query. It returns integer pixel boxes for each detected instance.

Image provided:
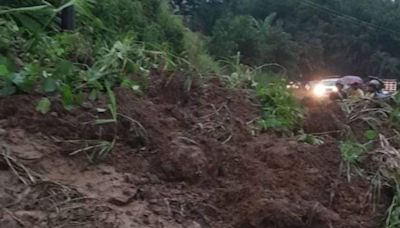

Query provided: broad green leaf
[121,78,132,88]
[0,83,16,95]
[364,130,377,141]
[74,92,84,106]
[60,84,74,107]
[89,89,99,101]
[25,63,40,76]
[41,78,57,93]
[86,68,103,82]
[0,55,15,73]
[54,60,74,77]
[13,13,45,33]
[394,93,400,105]
[131,85,140,92]
[0,64,8,76]
[10,72,26,85]
[36,98,51,114]
[105,84,117,116]
[11,72,34,92]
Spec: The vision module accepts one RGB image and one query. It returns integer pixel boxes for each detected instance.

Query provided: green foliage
[176,0,400,78]
[0,0,217,109]
[296,130,324,145]
[90,0,213,67]
[364,129,378,141]
[340,141,366,164]
[69,139,116,164]
[95,85,117,125]
[182,32,220,76]
[209,14,297,71]
[256,78,303,133]
[87,139,116,164]
[339,141,366,182]
[219,53,255,88]
[386,189,400,228]
[36,97,51,114]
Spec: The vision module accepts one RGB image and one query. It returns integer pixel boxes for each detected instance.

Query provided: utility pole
[61,6,75,31]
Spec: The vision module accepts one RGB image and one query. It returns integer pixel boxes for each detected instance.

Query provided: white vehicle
[311,78,340,97]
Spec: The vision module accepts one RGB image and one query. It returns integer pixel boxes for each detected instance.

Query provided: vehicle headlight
[333,87,338,92]
[313,84,325,97]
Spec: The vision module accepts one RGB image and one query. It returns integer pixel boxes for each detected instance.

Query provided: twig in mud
[49,197,93,211]
[200,103,226,119]
[177,136,199,146]
[3,208,26,227]
[222,135,233,144]
[306,203,319,227]
[58,204,88,213]
[0,143,38,185]
[246,117,259,125]
[69,142,108,156]
[311,130,343,136]
[164,198,172,216]
[223,103,232,116]
[118,113,148,137]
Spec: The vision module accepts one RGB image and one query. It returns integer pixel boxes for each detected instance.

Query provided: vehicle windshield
[320,80,338,87]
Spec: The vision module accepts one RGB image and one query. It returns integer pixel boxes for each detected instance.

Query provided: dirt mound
[0,75,388,228]
[303,100,346,137]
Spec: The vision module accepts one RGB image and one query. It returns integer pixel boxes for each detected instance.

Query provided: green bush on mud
[256,78,303,133]
[0,0,218,110]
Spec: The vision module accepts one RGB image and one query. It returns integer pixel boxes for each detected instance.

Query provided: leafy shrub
[0,0,219,110]
[256,78,303,133]
[339,141,367,182]
[339,141,366,164]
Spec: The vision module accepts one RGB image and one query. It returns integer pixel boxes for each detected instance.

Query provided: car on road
[306,78,340,98]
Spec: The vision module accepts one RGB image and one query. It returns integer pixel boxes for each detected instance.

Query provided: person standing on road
[346,82,364,99]
[330,81,347,100]
[366,79,387,99]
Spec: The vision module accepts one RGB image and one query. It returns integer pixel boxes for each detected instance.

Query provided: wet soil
[0,75,388,228]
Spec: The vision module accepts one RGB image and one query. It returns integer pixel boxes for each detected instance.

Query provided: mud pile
[0,75,388,228]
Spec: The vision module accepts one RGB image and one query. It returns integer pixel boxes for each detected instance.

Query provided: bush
[256,78,303,133]
[0,0,219,108]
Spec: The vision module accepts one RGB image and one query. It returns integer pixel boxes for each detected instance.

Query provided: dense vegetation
[173,0,400,79]
[0,0,218,106]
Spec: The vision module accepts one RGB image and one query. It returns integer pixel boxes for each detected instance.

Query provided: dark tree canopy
[173,0,400,79]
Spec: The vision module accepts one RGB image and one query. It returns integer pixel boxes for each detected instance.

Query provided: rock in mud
[107,189,137,206]
[159,137,207,183]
